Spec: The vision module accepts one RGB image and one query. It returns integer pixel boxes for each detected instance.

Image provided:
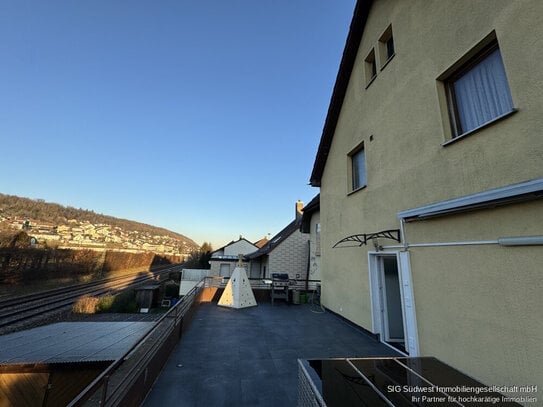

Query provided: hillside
[0,193,199,255]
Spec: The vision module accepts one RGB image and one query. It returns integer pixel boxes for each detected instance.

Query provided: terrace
[1,278,522,406]
[142,294,399,406]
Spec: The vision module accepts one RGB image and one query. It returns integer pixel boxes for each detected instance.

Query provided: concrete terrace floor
[143,301,400,407]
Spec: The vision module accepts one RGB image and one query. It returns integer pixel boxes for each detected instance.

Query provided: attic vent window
[378,25,395,68]
[365,48,377,87]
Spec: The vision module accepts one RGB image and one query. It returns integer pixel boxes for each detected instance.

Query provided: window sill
[348,185,367,196]
[442,108,518,147]
[380,53,395,71]
[365,75,377,89]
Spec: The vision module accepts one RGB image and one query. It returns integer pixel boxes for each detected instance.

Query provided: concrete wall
[318,0,543,391]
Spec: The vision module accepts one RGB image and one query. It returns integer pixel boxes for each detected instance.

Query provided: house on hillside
[208,236,258,277]
[246,201,309,281]
[310,0,543,392]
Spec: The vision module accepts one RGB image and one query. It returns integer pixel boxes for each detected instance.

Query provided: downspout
[399,218,408,251]
[305,240,311,290]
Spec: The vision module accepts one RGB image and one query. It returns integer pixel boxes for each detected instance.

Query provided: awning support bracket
[333,229,401,248]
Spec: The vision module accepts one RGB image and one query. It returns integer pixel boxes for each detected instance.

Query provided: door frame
[368,251,420,356]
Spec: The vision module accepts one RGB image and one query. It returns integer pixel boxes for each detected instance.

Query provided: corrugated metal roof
[0,321,154,364]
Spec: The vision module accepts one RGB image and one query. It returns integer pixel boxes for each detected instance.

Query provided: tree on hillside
[0,231,31,248]
[183,242,213,269]
[198,242,213,269]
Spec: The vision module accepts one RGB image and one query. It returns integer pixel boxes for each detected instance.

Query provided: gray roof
[246,218,302,260]
[0,321,153,364]
[209,254,240,260]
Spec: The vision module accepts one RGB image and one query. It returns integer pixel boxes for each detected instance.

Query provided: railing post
[100,375,109,405]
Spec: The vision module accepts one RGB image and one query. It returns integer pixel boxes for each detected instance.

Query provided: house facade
[310,0,542,392]
[208,237,258,277]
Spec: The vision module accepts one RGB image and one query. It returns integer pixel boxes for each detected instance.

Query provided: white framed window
[444,40,514,138]
[349,145,366,192]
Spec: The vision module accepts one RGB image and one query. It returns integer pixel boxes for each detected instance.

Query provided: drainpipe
[399,218,408,251]
[381,234,543,250]
[305,240,311,290]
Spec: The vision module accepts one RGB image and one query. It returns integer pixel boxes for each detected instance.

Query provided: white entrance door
[368,251,419,356]
[380,256,405,343]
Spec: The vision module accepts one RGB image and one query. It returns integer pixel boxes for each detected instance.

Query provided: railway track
[0,264,182,335]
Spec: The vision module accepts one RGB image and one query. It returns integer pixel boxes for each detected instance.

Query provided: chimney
[296,200,304,220]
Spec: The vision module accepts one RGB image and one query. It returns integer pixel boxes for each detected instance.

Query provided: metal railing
[298,359,327,407]
[204,276,321,291]
[68,275,322,406]
[68,278,206,407]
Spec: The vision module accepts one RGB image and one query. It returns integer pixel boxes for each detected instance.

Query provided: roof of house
[310,0,373,187]
[210,236,257,256]
[209,254,240,261]
[246,218,302,260]
[253,236,269,248]
[300,194,320,234]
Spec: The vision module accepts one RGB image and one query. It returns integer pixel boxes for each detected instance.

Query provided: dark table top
[301,356,523,406]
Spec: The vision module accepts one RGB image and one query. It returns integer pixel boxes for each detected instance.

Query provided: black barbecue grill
[271,273,293,305]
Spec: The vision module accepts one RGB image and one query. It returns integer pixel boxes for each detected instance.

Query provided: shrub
[96,290,138,313]
[72,296,99,314]
[96,294,115,313]
[72,290,139,314]
[111,290,139,313]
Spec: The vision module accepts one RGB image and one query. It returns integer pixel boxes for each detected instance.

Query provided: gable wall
[318,0,543,390]
[267,230,308,280]
[223,240,257,256]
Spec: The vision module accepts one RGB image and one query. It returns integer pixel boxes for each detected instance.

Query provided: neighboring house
[299,194,321,282]
[246,201,309,280]
[310,0,542,392]
[208,237,258,277]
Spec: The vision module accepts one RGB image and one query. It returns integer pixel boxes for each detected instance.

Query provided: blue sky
[0,1,355,249]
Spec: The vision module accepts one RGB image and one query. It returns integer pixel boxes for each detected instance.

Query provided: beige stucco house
[208,237,258,277]
[310,0,542,395]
